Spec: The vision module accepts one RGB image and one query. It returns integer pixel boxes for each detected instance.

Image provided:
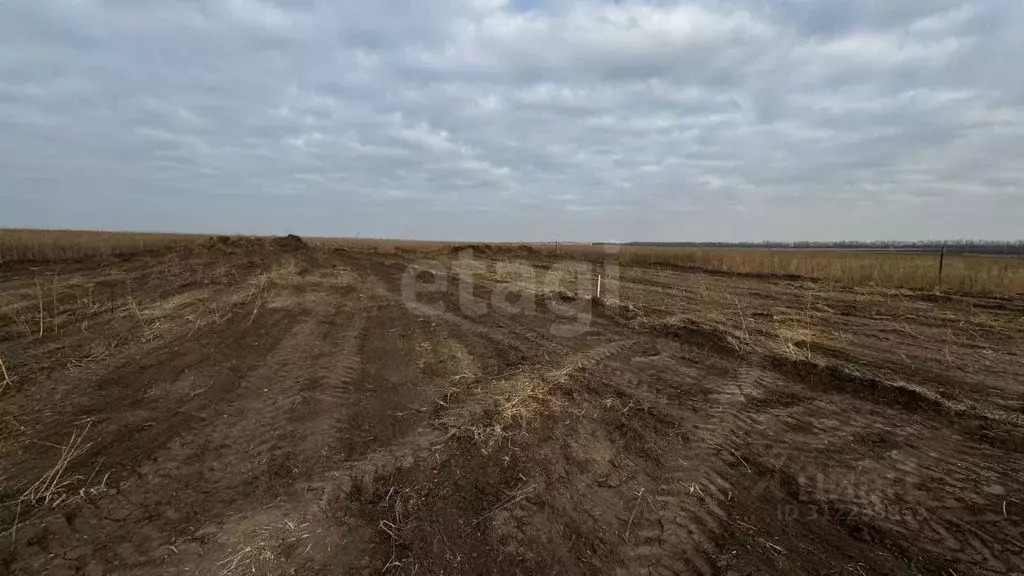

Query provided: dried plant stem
[36,279,44,338]
[22,422,93,508]
[0,355,11,393]
[52,269,59,334]
[625,488,645,539]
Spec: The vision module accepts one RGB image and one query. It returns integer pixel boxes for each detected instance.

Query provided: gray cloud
[1,0,1022,241]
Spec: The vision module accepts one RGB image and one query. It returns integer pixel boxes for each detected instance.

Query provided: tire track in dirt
[192,324,374,576]
[269,294,491,506]
[178,295,424,576]
[0,272,293,489]
[844,442,1024,573]
[345,330,847,575]
[1,306,312,574]
[280,310,368,453]
[492,335,747,575]
[605,362,757,576]
[9,276,380,575]
[0,297,297,484]
[122,291,379,575]
[607,356,908,574]
[716,362,1024,574]
[334,334,647,574]
[756,355,1024,568]
[583,349,894,574]
[604,315,1024,575]
[288,298,570,574]
[126,314,337,515]
[331,304,451,462]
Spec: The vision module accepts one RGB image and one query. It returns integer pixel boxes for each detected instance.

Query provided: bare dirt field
[1,238,1022,575]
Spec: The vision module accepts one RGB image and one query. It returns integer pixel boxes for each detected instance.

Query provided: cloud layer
[2,0,1022,241]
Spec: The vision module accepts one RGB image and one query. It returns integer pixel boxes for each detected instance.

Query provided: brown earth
[0,241,1022,575]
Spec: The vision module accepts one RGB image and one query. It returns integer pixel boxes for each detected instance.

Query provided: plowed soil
[1,243,1022,575]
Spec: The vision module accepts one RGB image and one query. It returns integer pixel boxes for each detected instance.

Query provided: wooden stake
[937,243,946,289]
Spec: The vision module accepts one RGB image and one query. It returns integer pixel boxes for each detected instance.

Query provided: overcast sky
[1,1,1022,242]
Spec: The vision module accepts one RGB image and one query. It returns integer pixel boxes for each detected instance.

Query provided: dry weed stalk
[51,269,59,334]
[22,422,93,508]
[474,480,534,526]
[377,485,413,573]
[217,545,256,576]
[36,279,43,338]
[130,299,149,334]
[186,301,228,339]
[728,294,751,342]
[249,288,265,325]
[624,488,646,539]
[0,355,12,393]
[696,274,708,298]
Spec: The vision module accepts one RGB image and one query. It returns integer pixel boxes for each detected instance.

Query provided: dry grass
[497,365,574,428]
[3,421,110,541]
[213,511,315,576]
[482,342,630,444]
[539,244,1024,295]
[20,422,101,509]
[0,229,205,263]
[450,363,577,450]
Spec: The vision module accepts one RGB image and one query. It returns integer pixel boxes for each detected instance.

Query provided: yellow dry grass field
[541,243,1024,295]
[0,229,206,262]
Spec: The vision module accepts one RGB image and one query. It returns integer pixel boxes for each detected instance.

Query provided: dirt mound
[449,243,498,256]
[511,244,541,256]
[447,243,542,259]
[271,234,308,252]
[199,235,265,252]
[642,317,744,357]
[199,235,231,249]
[197,234,308,254]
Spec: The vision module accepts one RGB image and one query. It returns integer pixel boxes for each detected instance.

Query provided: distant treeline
[617,240,1024,255]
